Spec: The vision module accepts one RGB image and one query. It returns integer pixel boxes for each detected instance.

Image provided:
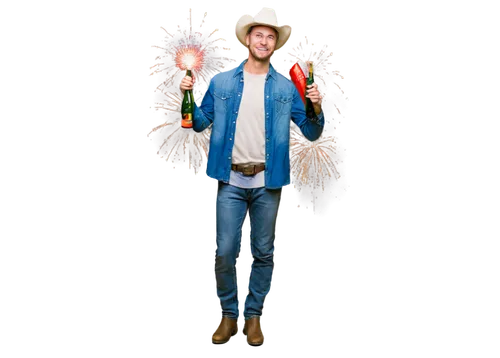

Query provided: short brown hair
[247,26,279,42]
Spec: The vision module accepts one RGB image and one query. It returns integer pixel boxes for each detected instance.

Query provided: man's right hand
[180,75,195,94]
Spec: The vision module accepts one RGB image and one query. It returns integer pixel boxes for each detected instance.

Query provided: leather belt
[231,163,266,176]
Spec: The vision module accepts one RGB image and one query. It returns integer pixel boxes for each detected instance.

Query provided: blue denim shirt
[193,60,325,189]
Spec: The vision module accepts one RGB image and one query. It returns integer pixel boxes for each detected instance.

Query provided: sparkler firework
[289,122,343,211]
[149,20,236,172]
[285,36,347,209]
[150,9,235,92]
[286,36,345,116]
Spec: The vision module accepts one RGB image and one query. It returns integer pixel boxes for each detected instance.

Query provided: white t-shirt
[229,70,267,188]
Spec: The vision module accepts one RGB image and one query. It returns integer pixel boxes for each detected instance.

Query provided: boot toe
[212,317,238,344]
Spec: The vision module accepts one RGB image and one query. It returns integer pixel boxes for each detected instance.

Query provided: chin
[251,49,274,62]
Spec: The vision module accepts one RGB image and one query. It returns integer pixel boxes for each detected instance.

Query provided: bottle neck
[308,63,314,80]
[307,74,314,84]
[184,69,192,94]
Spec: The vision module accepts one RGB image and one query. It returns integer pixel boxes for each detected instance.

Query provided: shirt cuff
[309,110,325,126]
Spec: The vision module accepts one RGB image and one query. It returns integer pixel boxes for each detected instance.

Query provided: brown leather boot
[212,317,238,344]
[242,316,264,346]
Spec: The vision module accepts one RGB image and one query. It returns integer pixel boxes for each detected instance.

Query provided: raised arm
[179,73,215,132]
[291,84,324,141]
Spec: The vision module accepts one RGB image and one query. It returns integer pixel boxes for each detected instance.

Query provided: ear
[245,34,250,47]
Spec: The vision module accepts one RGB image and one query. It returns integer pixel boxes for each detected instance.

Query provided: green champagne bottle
[181,69,194,129]
[305,62,316,118]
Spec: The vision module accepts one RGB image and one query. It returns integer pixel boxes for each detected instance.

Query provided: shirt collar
[233,57,278,80]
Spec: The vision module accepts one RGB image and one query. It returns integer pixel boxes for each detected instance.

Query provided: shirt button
[229,138,232,140]
[228,156,231,159]
[266,95,269,99]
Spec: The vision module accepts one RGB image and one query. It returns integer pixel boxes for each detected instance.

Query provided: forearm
[290,83,324,140]
[193,103,213,132]
[301,110,324,141]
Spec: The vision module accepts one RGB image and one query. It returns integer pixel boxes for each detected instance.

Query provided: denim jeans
[215,181,282,319]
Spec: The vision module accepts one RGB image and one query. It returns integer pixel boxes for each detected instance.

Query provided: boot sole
[247,343,264,349]
[210,332,238,347]
[242,333,266,348]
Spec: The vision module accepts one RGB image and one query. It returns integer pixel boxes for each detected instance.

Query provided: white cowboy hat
[235,7,292,50]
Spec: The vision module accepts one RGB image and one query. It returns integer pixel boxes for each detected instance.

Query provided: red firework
[175,44,206,72]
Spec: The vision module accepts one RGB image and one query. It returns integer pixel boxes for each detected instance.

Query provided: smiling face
[245,25,278,63]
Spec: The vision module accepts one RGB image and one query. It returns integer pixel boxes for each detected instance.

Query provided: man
[180,7,324,346]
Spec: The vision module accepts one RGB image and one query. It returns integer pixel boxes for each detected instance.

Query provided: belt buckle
[242,166,254,176]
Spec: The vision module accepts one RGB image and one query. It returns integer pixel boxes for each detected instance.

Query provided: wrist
[313,104,322,115]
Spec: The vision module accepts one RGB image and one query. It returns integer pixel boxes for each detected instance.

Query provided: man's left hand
[306,83,323,115]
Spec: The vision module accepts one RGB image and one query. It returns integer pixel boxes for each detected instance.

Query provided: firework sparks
[156,117,211,174]
[148,90,211,174]
[175,45,204,71]
[149,20,237,173]
[150,9,236,92]
[290,124,342,192]
[290,124,346,213]
[285,36,348,130]
[182,53,197,70]
[149,12,346,210]
[284,35,346,210]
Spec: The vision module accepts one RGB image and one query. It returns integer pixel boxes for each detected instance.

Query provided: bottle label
[181,113,193,128]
